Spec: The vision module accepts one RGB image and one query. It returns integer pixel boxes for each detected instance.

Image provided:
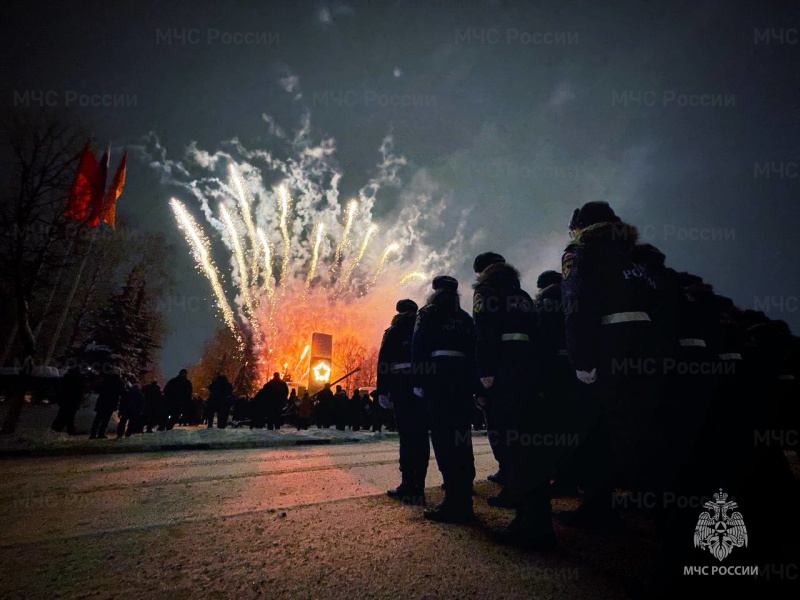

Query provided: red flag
[88,147,110,227]
[100,151,127,228]
[64,143,99,221]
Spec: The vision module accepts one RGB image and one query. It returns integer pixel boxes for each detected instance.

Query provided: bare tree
[188,327,243,398]
[333,335,367,395]
[0,114,88,433]
[0,114,87,362]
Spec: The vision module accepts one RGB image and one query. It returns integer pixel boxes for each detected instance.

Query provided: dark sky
[3,0,799,377]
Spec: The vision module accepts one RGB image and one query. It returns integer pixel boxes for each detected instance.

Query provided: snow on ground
[0,401,397,455]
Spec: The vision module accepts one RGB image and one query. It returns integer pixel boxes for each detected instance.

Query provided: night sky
[3,0,798,377]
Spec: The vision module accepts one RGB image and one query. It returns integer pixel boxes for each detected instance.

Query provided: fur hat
[472,252,505,274]
[396,299,418,313]
[432,275,458,291]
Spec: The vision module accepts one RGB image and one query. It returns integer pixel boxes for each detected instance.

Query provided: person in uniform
[470,252,511,487]
[472,253,556,549]
[560,202,666,527]
[412,275,477,523]
[378,299,429,505]
[534,270,588,499]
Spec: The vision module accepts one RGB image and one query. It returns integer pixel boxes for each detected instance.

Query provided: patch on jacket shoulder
[562,252,575,279]
[473,293,484,314]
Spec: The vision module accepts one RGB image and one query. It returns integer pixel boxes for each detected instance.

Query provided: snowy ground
[0,439,634,599]
[3,441,795,599]
[1,429,797,598]
[0,401,398,456]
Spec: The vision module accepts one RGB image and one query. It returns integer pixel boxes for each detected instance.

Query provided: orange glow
[312,361,331,382]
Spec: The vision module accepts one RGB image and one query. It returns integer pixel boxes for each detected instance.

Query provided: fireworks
[397,271,429,288]
[168,135,443,384]
[219,202,257,332]
[332,200,357,275]
[337,224,378,295]
[278,185,292,287]
[304,222,325,294]
[372,242,400,286]
[169,199,239,340]
[228,164,260,285]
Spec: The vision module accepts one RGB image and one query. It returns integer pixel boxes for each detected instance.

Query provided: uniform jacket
[411,289,476,391]
[377,310,416,396]
[561,221,659,370]
[472,262,537,392]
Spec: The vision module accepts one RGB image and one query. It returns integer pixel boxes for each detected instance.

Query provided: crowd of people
[377,200,798,593]
[49,366,397,439]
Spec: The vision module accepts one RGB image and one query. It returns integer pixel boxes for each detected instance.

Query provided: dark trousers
[483,399,508,476]
[266,410,280,430]
[393,391,430,490]
[90,411,113,438]
[116,415,137,438]
[207,409,228,428]
[427,378,475,509]
[51,406,77,434]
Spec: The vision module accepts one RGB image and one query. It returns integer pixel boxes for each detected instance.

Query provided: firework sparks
[256,228,274,293]
[219,203,258,331]
[337,224,378,295]
[304,222,325,293]
[293,344,310,375]
[371,242,400,286]
[278,185,292,286]
[165,128,459,385]
[397,271,429,288]
[169,198,239,338]
[331,200,357,275]
[228,163,260,285]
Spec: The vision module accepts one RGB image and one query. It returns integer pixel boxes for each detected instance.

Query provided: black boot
[423,502,473,523]
[493,515,557,552]
[424,484,473,523]
[487,488,516,509]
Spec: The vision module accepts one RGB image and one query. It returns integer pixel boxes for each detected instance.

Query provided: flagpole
[45,143,110,367]
[44,228,100,366]
[32,239,76,344]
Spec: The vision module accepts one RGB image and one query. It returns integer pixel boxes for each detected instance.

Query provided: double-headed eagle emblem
[693,488,748,562]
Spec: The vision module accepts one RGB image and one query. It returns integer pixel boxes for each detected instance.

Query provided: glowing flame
[312,360,331,382]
